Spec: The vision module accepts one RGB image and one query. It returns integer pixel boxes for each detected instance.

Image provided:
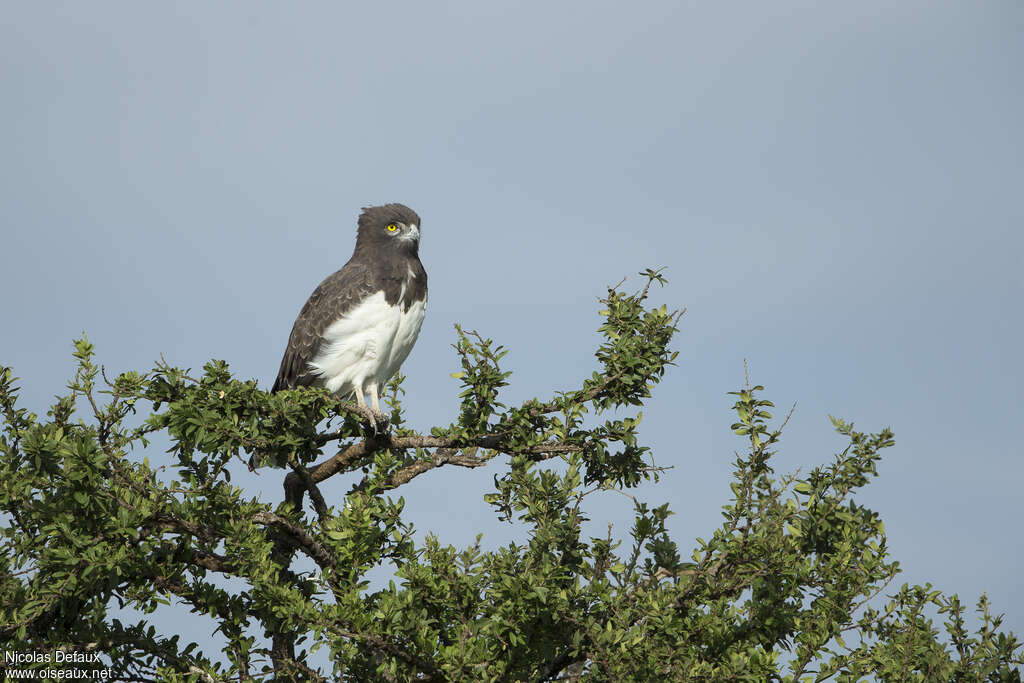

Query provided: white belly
[308,291,426,397]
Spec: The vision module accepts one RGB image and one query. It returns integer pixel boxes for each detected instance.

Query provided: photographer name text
[5,650,103,665]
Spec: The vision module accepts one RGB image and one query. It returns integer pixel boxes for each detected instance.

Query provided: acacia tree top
[1,270,1021,681]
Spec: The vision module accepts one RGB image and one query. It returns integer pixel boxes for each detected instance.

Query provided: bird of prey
[272,203,427,429]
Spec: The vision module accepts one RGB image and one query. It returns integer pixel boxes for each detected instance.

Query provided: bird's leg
[360,382,387,436]
[353,388,376,429]
[367,383,389,434]
[352,387,384,435]
[354,388,370,413]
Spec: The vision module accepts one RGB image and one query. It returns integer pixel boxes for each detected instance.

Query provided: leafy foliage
[1,270,1020,681]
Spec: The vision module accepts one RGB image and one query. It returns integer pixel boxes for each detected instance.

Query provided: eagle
[272,203,427,429]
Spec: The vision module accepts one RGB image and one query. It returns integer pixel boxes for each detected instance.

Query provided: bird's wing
[272,261,377,392]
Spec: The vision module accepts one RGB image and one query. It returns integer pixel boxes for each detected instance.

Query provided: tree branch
[283,431,581,512]
[332,627,442,681]
[251,511,337,571]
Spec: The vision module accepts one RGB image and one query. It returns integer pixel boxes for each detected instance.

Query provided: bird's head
[355,203,422,256]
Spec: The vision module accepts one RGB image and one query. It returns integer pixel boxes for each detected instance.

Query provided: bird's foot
[367,409,391,438]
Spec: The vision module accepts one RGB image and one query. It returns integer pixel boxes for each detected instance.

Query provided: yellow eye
[386,224,399,232]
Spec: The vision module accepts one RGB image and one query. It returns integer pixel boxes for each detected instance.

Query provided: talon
[361,409,390,437]
[373,410,391,436]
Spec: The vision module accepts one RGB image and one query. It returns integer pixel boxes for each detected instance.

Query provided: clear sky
[2,0,1022,657]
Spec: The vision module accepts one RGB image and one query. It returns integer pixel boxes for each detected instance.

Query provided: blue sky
[2,0,1022,658]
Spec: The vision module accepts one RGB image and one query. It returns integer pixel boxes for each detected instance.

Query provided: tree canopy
[1,270,1020,681]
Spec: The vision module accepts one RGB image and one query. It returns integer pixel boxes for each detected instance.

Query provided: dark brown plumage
[272,261,379,391]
